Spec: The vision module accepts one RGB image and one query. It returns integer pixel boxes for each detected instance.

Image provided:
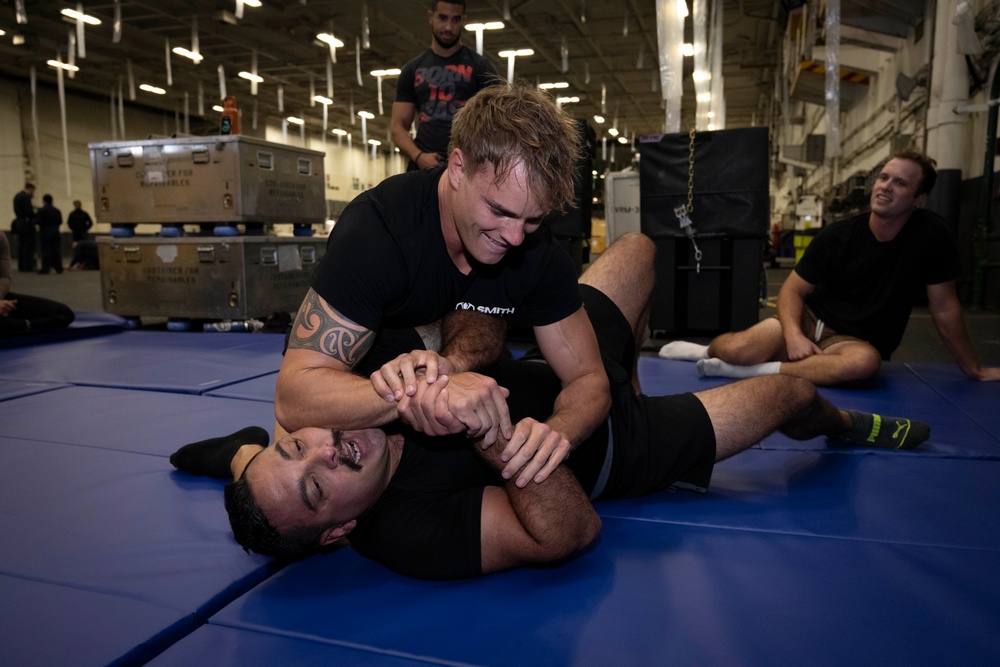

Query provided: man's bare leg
[578,232,655,393]
[694,375,929,460]
[699,328,882,386]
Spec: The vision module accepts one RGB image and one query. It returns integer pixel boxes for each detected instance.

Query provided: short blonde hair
[449,82,582,213]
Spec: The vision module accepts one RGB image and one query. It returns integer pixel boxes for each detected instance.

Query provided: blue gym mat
[1,331,997,665]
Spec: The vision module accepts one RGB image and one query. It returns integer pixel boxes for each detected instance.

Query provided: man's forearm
[477,433,601,559]
[274,364,400,432]
[547,371,611,450]
[440,310,507,373]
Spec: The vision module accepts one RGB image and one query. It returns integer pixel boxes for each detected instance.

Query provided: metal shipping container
[89,135,326,226]
[98,236,324,320]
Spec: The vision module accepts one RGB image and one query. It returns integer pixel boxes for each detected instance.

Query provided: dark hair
[224,478,333,559]
[891,148,937,196]
[24,183,35,190]
[42,194,53,204]
[430,0,466,10]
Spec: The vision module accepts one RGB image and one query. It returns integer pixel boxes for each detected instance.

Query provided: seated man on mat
[660,149,1000,387]
[0,230,74,334]
[172,234,929,580]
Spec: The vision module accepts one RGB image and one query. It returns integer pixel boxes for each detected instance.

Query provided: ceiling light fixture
[465,21,504,31]
[316,33,344,47]
[498,49,534,58]
[286,116,305,125]
[139,84,166,95]
[593,115,605,124]
[539,82,569,89]
[172,46,203,63]
[313,95,333,105]
[61,8,102,25]
[465,21,503,55]
[238,71,263,83]
[498,49,533,81]
[47,59,80,72]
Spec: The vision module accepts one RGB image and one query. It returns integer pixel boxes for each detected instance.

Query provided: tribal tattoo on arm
[287,289,376,367]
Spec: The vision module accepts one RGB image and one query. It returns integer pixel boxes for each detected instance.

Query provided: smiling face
[870,158,926,221]
[243,427,399,545]
[429,1,465,51]
[444,151,547,269]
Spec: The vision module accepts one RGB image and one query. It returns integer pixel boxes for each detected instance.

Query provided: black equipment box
[640,127,770,336]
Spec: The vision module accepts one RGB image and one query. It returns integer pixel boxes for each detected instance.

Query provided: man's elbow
[537,509,602,562]
[273,377,304,433]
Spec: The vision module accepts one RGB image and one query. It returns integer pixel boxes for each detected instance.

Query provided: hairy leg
[776,340,882,386]
[579,232,655,393]
[706,318,787,365]
[694,375,821,461]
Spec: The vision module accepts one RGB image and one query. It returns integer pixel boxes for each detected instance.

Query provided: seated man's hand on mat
[397,372,512,446]
[371,350,455,402]
[498,418,571,488]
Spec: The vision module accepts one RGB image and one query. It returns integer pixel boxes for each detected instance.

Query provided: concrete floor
[10,257,1000,366]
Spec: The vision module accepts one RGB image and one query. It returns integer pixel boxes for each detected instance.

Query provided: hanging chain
[675,126,701,272]
[686,126,696,215]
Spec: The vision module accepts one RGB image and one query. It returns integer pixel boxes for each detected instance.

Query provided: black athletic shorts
[519,284,717,500]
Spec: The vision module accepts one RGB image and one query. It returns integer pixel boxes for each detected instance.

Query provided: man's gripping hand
[398,372,513,447]
[371,350,455,402]
[492,418,571,489]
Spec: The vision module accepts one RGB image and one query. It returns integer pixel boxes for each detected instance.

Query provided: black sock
[835,410,929,450]
[170,426,270,478]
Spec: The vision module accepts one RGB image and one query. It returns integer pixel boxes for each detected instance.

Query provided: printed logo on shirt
[415,64,474,123]
[454,301,516,317]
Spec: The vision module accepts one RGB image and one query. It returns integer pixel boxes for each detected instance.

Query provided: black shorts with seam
[516,284,717,500]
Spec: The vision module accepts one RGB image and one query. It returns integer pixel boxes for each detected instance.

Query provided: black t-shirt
[309,168,582,363]
[396,46,498,158]
[794,209,960,359]
[347,358,605,580]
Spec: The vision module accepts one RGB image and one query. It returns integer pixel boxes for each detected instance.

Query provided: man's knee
[708,322,782,365]
[834,344,882,383]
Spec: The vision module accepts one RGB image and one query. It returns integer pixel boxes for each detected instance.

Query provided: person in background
[0,230,74,333]
[67,200,98,271]
[12,183,36,273]
[660,149,1000,386]
[67,200,93,242]
[34,194,64,275]
[391,0,499,172]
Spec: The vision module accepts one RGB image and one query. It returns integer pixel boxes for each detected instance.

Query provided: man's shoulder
[340,169,440,238]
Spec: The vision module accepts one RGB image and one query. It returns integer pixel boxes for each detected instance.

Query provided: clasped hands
[371,350,571,487]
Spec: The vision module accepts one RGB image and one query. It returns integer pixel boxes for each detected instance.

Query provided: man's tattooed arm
[275,289,396,431]
[287,289,375,367]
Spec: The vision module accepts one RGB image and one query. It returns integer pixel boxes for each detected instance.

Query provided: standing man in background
[12,183,36,273]
[34,194,64,275]
[392,0,498,172]
[66,200,93,242]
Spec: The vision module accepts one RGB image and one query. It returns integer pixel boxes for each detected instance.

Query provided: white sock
[696,359,781,379]
[658,341,710,361]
